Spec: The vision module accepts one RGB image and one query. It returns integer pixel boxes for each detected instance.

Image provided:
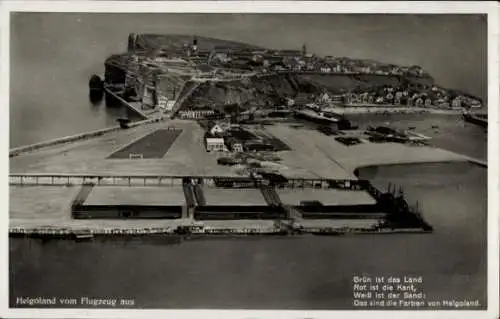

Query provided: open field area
[84,186,186,206]
[9,116,483,233]
[10,119,480,180]
[9,185,193,231]
[108,129,182,159]
[261,123,474,177]
[10,120,233,177]
[277,188,376,206]
[10,186,79,222]
[202,188,267,206]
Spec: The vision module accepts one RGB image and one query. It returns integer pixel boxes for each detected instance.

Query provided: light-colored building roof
[206,137,225,143]
[277,188,376,206]
[201,187,267,206]
[84,186,186,206]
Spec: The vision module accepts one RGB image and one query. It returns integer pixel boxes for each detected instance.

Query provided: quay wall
[9,117,166,158]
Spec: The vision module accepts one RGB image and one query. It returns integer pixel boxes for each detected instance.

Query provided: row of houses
[312,91,478,109]
[209,45,428,77]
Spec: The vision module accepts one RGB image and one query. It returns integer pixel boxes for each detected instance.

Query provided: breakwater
[9,117,166,158]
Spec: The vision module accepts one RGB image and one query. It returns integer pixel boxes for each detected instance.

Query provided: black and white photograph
[2,2,498,318]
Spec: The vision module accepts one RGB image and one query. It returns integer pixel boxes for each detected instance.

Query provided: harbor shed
[193,186,285,220]
[72,186,187,219]
[276,188,382,219]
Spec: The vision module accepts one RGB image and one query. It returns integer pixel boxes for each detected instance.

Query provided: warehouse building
[193,186,286,220]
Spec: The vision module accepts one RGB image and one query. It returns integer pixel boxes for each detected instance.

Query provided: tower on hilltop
[302,43,307,57]
[192,36,198,54]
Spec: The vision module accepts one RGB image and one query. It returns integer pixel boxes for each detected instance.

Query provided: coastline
[9,117,166,158]
[327,105,473,115]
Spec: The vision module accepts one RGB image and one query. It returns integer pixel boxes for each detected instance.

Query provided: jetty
[463,112,487,128]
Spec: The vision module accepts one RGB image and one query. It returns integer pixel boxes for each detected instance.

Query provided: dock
[9,175,423,237]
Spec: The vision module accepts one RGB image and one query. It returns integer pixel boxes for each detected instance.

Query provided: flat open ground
[84,186,186,206]
[9,120,480,232]
[298,219,380,229]
[262,123,476,175]
[244,127,291,151]
[10,120,233,177]
[277,188,376,206]
[108,129,182,159]
[202,188,267,206]
[9,185,192,231]
[10,185,275,231]
[11,120,476,178]
[10,186,79,222]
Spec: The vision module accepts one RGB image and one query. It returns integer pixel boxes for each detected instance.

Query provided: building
[209,119,231,135]
[469,100,482,108]
[320,65,332,73]
[414,98,424,107]
[451,97,462,108]
[232,142,244,152]
[286,59,302,72]
[385,93,394,102]
[73,186,187,219]
[319,92,331,103]
[210,124,225,136]
[276,188,379,220]
[205,137,227,152]
[179,109,216,119]
[193,186,284,220]
[226,138,244,152]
